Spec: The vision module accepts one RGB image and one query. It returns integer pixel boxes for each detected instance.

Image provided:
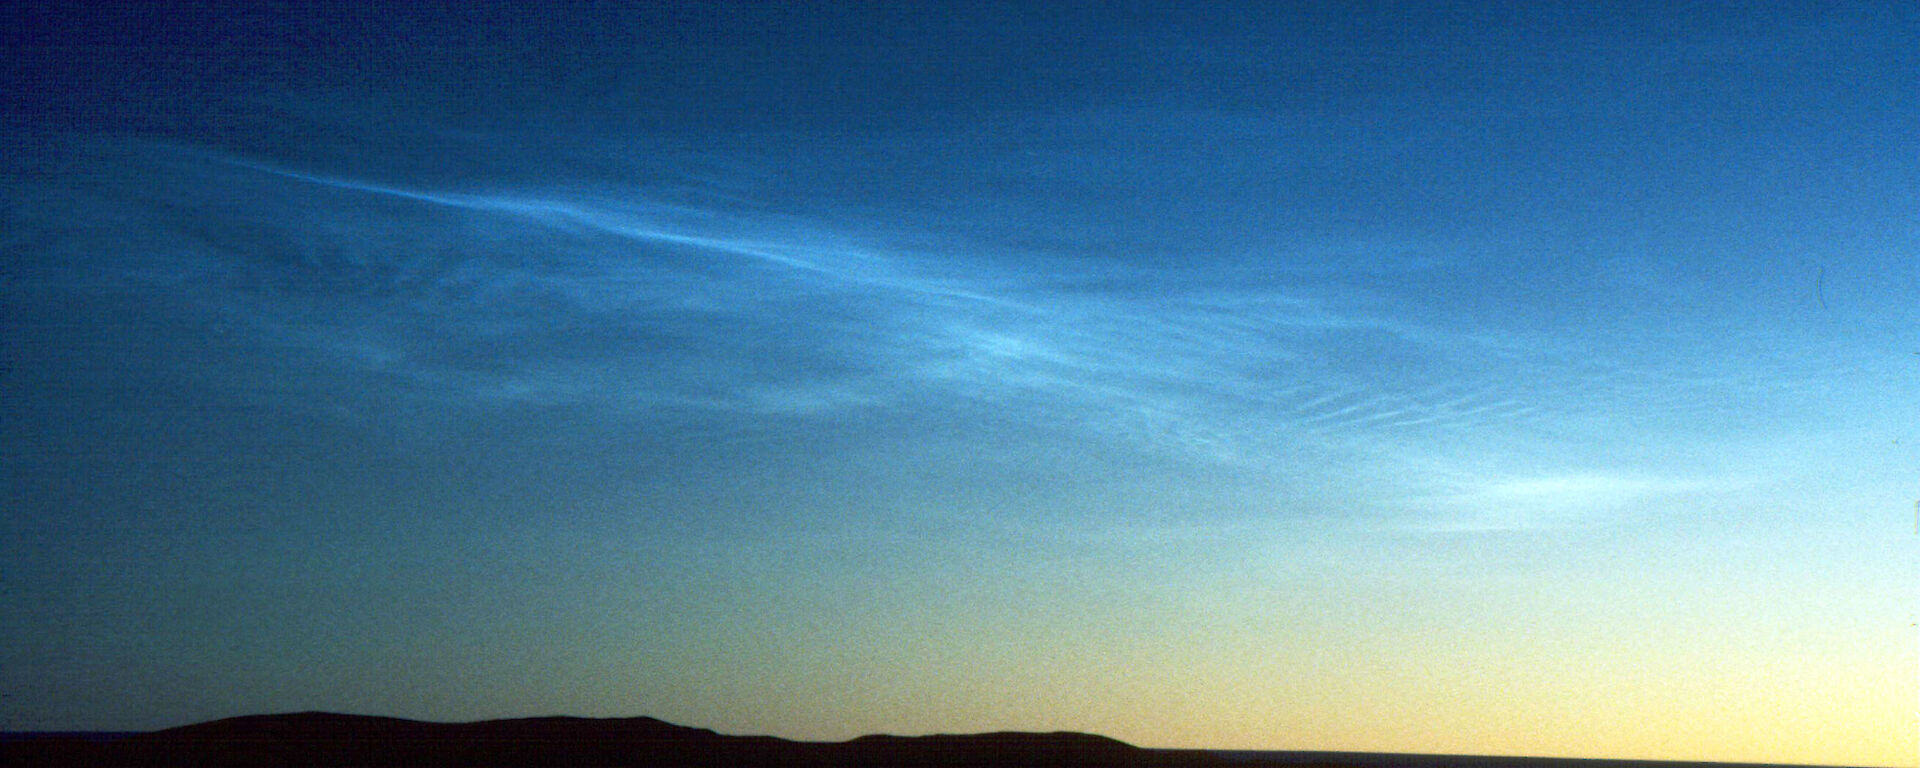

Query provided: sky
[1,2,1915,764]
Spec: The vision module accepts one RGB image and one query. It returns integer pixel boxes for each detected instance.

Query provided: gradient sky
[2,2,1915,765]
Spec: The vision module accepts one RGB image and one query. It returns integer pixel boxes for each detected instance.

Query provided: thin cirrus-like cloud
[13,132,1863,535]
[42,139,1562,451]
[1387,470,1762,534]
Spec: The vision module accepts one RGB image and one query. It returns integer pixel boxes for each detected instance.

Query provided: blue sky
[2,2,1915,763]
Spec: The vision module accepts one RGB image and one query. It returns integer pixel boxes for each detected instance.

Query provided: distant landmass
[0,711,1227,767]
[0,713,1868,768]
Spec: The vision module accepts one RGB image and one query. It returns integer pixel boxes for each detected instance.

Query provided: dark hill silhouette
[837,731,1169,767]
[0,712,1233,768]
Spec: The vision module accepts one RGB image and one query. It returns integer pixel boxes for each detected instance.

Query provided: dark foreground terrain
[0,712,1232,767]
[0,713,1865,768]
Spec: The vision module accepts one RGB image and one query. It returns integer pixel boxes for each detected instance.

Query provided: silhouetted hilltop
[0,712,1231,767]
[837,731,1167,767]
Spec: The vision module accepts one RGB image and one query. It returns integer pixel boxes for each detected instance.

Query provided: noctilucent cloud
[3,3,1913,764]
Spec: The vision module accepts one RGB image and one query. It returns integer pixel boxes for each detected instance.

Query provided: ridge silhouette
[0,711,1233,767]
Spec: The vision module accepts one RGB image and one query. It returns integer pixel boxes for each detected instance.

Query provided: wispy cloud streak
[13,126,1900,532]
